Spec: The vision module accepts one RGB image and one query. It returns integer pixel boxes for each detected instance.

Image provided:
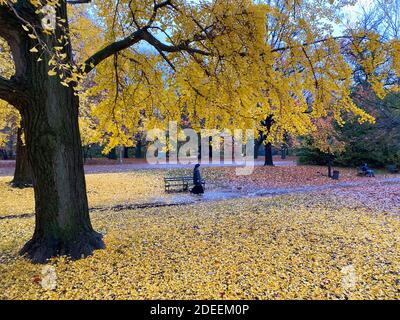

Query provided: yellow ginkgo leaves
[48,69,57,76]
[1,189,400,300]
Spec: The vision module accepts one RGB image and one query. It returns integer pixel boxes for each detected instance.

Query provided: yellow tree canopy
[83,0,400,151]
[1,0,399,152]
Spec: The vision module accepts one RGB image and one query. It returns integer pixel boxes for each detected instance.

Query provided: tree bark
[19,71,104,263]
[11,125,33,188]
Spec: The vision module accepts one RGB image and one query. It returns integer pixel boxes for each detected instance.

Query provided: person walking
[191,164,204,194]
[361,163,375,177]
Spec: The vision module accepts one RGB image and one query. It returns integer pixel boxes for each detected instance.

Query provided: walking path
[1,176,399,221]
[0,159,295,177]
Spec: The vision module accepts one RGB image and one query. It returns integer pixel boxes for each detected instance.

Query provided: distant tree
[298,116,345,178]
[298,91,400,169]
[338,91,400,167]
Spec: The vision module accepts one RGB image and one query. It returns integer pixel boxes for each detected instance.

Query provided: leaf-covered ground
[0,165,396,217]
[1,187,400,299]
[0,171,163,217]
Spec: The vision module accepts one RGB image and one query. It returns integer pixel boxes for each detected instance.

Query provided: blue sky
[342,0,374,22]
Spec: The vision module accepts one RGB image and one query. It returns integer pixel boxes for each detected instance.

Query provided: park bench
[357,167,365,176]
[387,164,399,174]
[164,176,206,193]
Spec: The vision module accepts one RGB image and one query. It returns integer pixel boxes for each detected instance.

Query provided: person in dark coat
[191,164,204,194]
[361,163,375,177]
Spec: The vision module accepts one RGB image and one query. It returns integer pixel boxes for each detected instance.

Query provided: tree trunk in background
[11,125,32,188]
[124,147,129,158]
[281,144,287,160]
[254,138,262,159]
[209,136,213,160]
[0,149,8,160]
[82,146,89,163]
[263,115,274,166]
[135,141,142,159]
[264,142,274,166]
[107,148,117,160]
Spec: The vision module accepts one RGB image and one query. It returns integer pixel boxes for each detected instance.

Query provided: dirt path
[1,176,399,221]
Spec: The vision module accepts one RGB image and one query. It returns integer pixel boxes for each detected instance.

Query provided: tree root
[19,231,105,264]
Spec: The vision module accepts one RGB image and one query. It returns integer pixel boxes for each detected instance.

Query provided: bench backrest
[164,176,192,182]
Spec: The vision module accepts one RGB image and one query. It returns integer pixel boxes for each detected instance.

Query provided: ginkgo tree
[0,0,273,263]
[89,0,398,164]
[0,0,399,263]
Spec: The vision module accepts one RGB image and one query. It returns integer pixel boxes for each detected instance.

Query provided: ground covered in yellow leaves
[0,165,395,217]
[0,171,164,217]
[1,188,400,300]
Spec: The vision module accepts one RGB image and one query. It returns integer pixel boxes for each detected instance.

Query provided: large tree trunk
[19,75,104,263]
[0,1,104,263]
[11,125,33,188]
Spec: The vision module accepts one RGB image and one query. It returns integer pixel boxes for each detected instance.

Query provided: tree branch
[147,0,174,27]
[141,29,211,56]
[66,0,91,4]
[82,26,211,75]
[82,29,145,74]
